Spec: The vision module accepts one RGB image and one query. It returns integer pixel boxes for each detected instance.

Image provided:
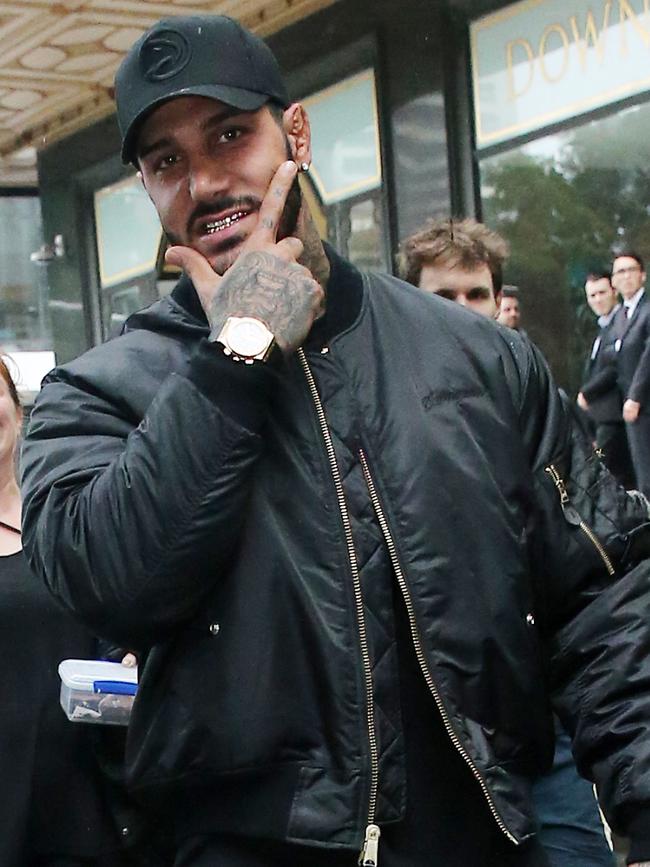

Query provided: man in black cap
[21,15,650,867]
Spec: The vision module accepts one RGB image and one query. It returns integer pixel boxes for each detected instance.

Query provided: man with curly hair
[399,217,507,318]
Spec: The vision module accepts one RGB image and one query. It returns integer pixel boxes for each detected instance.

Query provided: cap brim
[121,84,271,163]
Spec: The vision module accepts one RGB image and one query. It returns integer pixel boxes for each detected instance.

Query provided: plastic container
[58,659,138,726]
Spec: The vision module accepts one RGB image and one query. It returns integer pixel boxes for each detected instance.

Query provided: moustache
[186,195,261,236]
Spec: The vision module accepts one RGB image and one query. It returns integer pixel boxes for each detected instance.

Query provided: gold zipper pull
[544,465,581,526]
[544,465,616,574]
[544,464,569,504]
[359,823,381,866]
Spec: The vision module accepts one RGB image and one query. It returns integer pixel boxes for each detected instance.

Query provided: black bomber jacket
[21,249,650,861]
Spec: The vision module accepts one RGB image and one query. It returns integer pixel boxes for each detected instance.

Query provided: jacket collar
[623,287,646,319]
[304,243,364,349]
[597,303,620,329]
[170,242,364,348]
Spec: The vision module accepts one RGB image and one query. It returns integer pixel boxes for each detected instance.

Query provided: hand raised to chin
[165,161,325,357]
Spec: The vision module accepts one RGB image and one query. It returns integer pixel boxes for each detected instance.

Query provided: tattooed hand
[165,161,325,356]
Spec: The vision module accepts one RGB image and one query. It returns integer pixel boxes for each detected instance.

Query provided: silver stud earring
[299,162,310,173]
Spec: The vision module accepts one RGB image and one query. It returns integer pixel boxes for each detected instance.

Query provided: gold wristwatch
[215,316,277,365]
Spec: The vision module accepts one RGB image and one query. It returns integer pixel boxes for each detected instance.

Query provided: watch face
[229,318,271,357]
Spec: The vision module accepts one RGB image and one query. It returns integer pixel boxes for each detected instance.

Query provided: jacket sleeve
[505,334,650,840]
[627,311,650,406]
[21,338,280,646]
[580,359,618,403]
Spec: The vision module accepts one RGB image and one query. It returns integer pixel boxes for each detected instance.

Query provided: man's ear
[282,103,312,168]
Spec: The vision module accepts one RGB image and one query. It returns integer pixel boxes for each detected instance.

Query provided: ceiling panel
[0,0,336,186]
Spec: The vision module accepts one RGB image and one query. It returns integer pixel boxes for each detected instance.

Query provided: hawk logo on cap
[139,28,191,82]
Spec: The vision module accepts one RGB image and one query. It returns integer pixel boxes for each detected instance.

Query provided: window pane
[0,196,48,352]
[347,197,384,271]
[480,101,650,394]
[301,69,388,271]
[101,279,156,339]
[94,175,162,288]
[304,70,382,205]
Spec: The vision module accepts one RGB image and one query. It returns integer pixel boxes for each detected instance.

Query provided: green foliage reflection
[481,102,650,394]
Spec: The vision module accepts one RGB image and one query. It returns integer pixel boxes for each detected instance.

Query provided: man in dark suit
[577,270,635,488]
[611,251,650,497]
[497,286,523,331]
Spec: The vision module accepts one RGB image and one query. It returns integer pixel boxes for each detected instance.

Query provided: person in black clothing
[0,356,171,867]
[19,16,650,867]
[611,252,650,497]
[0,356,118,867]
[400,220,616,867]
[577,270,635,489]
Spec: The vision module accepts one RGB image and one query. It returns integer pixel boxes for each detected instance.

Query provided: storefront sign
[471,0,650,147]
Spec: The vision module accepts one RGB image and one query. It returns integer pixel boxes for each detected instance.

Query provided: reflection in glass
[301,69,387,270]
[481,101,650,394]
[0,197,49,352]
[304,70,381,205]
[103,282,150,339]
[93,175,165,341]
[392,92,451,239]
[347,199,384,271]
[94,175,162,288]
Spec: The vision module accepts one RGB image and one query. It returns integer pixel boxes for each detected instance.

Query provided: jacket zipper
[359,448,519,846]
[544,464,615,576]
[297,350,381,865]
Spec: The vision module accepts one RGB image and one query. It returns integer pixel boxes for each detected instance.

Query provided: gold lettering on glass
[539,23,571,84]
[569,3,611,69]
[618,0,650,56]
[506,38,535,101]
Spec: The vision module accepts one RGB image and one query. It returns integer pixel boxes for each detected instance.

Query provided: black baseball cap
[115,15,290,163]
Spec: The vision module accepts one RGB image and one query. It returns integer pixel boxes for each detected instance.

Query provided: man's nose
[456,294,469,307]
[188,154,227,201]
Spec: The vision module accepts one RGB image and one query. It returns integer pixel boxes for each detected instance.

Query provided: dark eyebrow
[202,105,245,132]
[137,105,251,162]
[138,136,174,162]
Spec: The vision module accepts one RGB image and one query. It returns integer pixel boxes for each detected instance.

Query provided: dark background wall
[269,0,455,248]
[37,116,125,362]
